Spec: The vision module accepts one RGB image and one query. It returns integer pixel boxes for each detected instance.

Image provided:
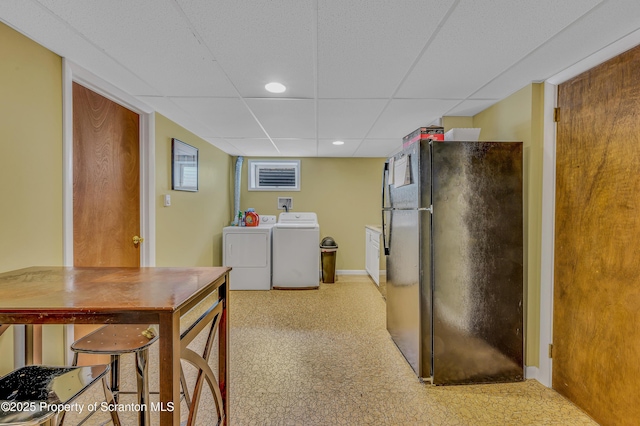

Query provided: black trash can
[320,237,338,283]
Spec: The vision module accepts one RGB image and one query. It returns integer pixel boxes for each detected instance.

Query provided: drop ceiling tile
[176,0,315,98]
[203,138,244,156]
[170,97,265,138]
[368,99,460,139]
[273,139,317,157]
[0,0,160,96]
[245,99,315,139]
[474,0,640,99]
[226,138,280,157]
[318,99,387,139]
[6,0,640,160]
[445,99,499,117]
[139,96,214,138]
[138,97,241,154]
[317,0,455,99]
[397,0,602,99]
[353,139,399,158]
[35,0,237,97]
[317,139,360,157]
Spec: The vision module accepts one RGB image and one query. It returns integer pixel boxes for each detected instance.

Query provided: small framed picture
[171,138,198,192]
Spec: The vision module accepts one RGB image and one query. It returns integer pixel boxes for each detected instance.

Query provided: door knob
[133,236,144,245]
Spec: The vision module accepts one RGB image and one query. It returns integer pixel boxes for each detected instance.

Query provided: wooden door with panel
[72,83,141,360]
[554,44,640,426]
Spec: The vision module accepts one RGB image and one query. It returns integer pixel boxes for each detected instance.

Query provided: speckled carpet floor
[65,275,596,425]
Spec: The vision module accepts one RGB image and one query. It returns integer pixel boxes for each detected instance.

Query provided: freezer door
[389,143,420,209]
[431,141,524,385]
[386,208,432,378]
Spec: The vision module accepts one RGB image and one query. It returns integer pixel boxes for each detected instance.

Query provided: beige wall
[472,83,544,367]
[240,157,386,271]
[0,22,64,373]
[155,113,232,267]
[0,24,234,374]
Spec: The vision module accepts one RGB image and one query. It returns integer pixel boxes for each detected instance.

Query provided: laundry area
[3,1,640,425]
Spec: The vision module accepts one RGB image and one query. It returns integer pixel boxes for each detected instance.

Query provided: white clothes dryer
[272,212,320,289]
[222,215,276,290]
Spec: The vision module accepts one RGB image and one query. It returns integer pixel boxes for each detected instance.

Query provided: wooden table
[0,266,230,426]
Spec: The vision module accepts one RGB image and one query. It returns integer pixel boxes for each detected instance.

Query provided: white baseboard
[336,270,366,275]
[525,366,539,381]
[335,270,387,276]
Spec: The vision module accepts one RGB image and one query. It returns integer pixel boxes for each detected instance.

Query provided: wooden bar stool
[71,325,158,426]
[0,364,120,426]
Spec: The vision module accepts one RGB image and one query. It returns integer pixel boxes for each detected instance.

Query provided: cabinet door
[365,228,380,285]
[372,236,380,285]
[365,229,373,276]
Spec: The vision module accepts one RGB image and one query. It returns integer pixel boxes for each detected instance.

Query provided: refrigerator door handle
[381,161,390,255]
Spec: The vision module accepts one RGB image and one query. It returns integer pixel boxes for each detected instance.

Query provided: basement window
[248,160,300,191]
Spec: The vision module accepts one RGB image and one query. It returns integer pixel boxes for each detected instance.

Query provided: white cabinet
[365,226,381,285]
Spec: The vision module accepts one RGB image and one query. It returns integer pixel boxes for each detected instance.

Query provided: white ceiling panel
[353,139,399,158]
[273,139,317,157]
[139,96,230,146]
[170,97,265,138]
[397,0,603,99]
[0,0,161,96]
[35,0,237,97]
[245,99,315,139]
[317,139,360,157]
[226,139,280,157]
[445,99,499,117]
[176,0,315,99]
[318,99,387,139]
[368,99,461,139]
[474,0,640,99]
[4,0,640,158]
[203,138,244,156]
[317,0,455,99]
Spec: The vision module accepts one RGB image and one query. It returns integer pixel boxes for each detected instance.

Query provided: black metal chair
[0,364,120,426]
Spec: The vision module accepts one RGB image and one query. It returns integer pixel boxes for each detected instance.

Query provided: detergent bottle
[245,208,259,227]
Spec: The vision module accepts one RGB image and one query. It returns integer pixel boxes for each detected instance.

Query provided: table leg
[24,325,33,365]
[219,274,229,425]
[158,313,181,426]
[24,325,42,365]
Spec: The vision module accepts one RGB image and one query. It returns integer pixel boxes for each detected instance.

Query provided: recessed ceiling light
[332,140,345,145]
[265,82,286,93]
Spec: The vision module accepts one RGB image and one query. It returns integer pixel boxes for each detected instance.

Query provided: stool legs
[72,353,123,425]
[110,354,120,403]
[136,348,151,426]
[101,376,122,426]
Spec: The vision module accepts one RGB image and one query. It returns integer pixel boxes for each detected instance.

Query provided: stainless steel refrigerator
[382,139,524,385]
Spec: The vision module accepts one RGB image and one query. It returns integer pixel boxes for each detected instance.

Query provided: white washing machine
[272,212,320,289]
[223,215,276,290]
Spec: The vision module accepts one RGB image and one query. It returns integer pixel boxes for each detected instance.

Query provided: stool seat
[71,324,158,354]
[0,364,119,426]
[71,325,160,426]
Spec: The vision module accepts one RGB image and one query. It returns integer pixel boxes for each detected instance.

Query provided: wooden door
[73,82,140,267]
[73,83,140,353]
[554,44,640,425]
